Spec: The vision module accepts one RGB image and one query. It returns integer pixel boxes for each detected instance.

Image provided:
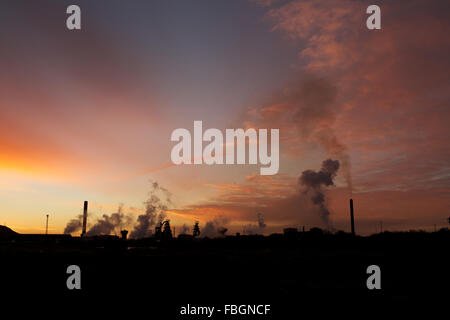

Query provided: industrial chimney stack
[81,201,88,237]
[350,198,355,236]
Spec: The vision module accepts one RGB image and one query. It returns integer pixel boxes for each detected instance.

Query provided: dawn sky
[1,0,449,235]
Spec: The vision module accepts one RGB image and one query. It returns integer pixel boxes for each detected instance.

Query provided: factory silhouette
[1,164,448,315]
[1,163,448,315]
[0,197,359,243]
[0,195,448,315]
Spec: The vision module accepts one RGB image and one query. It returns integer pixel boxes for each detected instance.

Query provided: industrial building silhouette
[0,198,448,315]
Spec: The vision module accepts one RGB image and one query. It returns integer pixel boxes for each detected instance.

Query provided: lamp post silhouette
[45,214,49,235]
[350,199,355,236]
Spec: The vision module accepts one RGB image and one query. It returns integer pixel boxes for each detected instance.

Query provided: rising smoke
[86,204,132,236]
[288,77,351,192]
[243,212,267,235]
[63,214,83,234]
[250,76,352,193]
[300,159,340,229]
[129,182,170,239]
[63,181,171,238]
[201,216,230,238]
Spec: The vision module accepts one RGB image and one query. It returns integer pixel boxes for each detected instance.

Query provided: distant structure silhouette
[155,221,162,239]
[350,198,355,236]
[193,221,200,238]
[283,228,298,240]
[162,220,172,240]
[81,201,88,237]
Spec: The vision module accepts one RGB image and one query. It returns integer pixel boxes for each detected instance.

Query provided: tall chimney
[81,201,88,237]
[350,198,355,236]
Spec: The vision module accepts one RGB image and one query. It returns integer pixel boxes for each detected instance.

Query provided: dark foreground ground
[1,230,448,317]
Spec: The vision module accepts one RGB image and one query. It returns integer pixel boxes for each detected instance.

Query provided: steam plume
[63,181,171,238]
[64,215,83,234]
[243,212,267,235]
[201,216,230,238]
[86,204,130,236]
[129,181,171,239]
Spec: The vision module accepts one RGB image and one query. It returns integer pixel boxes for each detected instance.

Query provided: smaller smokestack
[81,201,88,237]
[350,198,355,236]
[120,230,128,240]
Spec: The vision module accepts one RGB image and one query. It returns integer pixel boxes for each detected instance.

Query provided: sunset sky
[0,0,449,235]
